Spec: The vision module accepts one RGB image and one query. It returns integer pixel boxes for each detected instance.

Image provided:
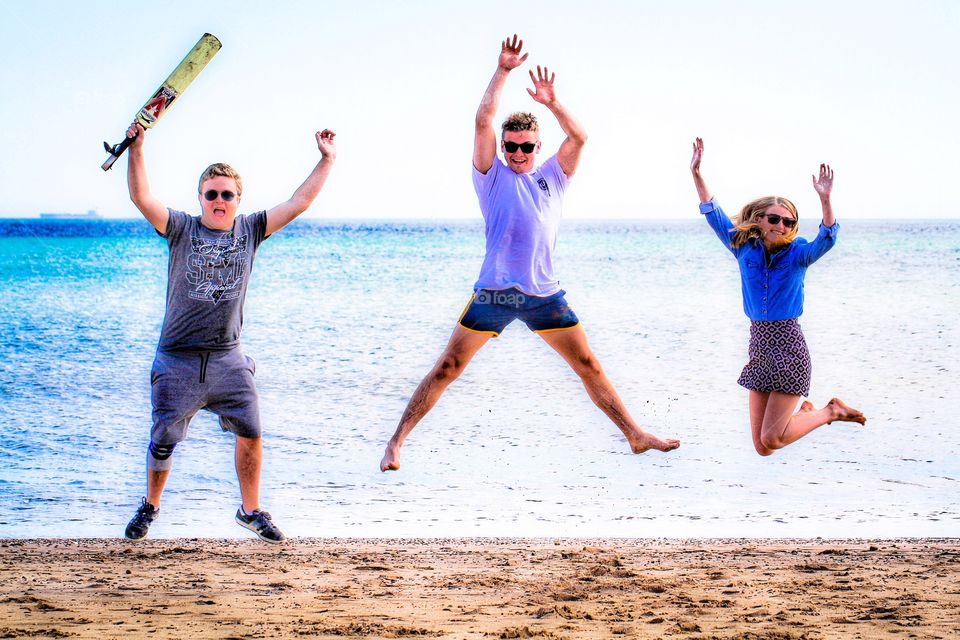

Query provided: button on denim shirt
[699,198,838,321]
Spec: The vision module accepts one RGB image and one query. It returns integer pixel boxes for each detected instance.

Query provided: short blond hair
[731,196,800,249]
[198,163,242,195]
[501,112,539,135]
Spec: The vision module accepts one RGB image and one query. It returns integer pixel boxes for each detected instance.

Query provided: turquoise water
[1,218,957,538]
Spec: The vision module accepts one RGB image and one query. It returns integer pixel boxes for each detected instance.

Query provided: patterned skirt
[737,318,811,397]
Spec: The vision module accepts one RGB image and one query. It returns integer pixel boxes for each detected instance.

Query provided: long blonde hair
[731,196,799,249]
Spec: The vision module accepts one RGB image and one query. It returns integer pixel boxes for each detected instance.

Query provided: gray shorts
[150,349,261,458]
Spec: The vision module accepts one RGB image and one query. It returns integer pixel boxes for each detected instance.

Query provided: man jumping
[380,35,679,472]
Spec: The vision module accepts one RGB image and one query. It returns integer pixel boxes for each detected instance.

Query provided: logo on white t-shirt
[536,177,550,196]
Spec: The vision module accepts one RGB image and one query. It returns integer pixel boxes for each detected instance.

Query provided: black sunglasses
[202,189,238,202]
[762,213,797,229]
[503,141,537,153]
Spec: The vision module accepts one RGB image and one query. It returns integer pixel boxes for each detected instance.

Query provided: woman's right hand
[691,137,704,173]
[690,137,713,204]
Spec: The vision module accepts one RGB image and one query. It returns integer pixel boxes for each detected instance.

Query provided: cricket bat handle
[101,135,134,171]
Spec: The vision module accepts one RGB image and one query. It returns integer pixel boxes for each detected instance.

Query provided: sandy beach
[1,538,958,639]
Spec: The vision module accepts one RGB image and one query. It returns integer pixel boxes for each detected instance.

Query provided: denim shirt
[699,198,838,321]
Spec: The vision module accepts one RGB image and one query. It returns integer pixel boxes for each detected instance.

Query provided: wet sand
[2,538,958,639]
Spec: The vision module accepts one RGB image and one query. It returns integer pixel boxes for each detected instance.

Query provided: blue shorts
[458,288,580,336]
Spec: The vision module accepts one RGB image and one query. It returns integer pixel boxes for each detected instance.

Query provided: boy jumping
[123,122,336,542]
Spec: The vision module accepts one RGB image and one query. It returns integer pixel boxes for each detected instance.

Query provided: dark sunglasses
[762,213,797,229]
[503,141,537,153]
[202,189,238,202]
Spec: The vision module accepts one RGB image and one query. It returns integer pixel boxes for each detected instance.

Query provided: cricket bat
[101,33,222,171]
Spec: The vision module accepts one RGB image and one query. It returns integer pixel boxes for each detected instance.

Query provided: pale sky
[1,0,957,220]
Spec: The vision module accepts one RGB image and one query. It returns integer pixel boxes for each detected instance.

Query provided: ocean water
[1,217,957,539]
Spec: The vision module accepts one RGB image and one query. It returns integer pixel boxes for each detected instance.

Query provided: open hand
[690,137,704,173]
[812,163,833,197]
[527,65,556,105]
[499,34,528,71]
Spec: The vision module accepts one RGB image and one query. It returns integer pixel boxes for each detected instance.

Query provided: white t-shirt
[472,154,569,296]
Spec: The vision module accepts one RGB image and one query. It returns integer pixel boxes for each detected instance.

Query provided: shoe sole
[235,515,286,544]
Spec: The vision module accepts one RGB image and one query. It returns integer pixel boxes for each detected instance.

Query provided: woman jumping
[690,138,865,456]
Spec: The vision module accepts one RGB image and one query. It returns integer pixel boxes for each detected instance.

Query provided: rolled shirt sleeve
[699,198,737,254]
[794,221,839,267]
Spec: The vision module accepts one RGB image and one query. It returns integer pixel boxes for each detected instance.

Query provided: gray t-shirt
[157,209,268,352]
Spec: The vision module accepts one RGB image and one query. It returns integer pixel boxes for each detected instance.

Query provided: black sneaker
[125,497,159,540]
[235,507,286,544]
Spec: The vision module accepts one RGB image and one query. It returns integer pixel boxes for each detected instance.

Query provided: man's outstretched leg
[539,326,680,453]
[381,326,492,471]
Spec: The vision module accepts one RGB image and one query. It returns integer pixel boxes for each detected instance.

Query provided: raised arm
[812,163,835,227]
[527,65,587,177]
[794,163,839,266]
[474,34,528,174]
[264,129,337,236]
[690,137,713,204]
[126,123,169,234]
[690,137,736,251]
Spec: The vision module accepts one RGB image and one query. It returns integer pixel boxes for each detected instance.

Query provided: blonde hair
[501,112,539,134]
[731,196,799,249]
[198,163,242,195]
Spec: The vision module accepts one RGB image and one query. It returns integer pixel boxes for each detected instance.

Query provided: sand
[1,538,958,639]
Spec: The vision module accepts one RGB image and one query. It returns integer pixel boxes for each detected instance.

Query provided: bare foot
[797,400,815,414]
[827,397,867,425]
[380,445,401,472]
[626,430,681,454]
